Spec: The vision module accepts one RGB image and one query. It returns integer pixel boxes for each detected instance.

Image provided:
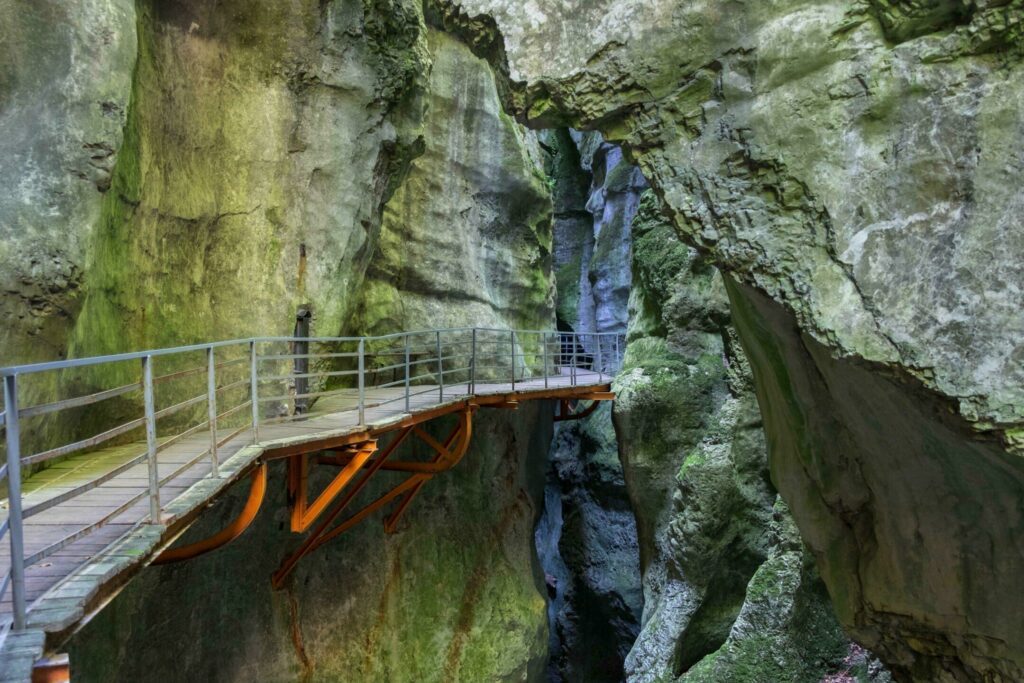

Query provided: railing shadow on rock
[0,327,624,635]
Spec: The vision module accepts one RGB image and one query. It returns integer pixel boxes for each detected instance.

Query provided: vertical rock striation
[536,131,642,682]
[0,0,136,364]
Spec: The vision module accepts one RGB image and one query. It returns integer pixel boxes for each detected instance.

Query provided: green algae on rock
[63,8,555,682]
[437,1,1024,677]
[614,191,876,682]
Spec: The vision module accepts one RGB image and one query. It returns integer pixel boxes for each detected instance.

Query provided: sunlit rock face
[64,9,557,683]
[445,1,1024,678]
[350,29,554,335]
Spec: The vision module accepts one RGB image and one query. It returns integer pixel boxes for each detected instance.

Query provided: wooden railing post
[207,346,219,477]
[142,356,161,523]
[3,374,27,630]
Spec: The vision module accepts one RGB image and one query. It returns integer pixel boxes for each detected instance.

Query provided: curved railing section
[0,327,625,634]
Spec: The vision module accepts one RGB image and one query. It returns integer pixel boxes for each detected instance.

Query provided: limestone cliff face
[38,8,556,683]
[1,0,430,364]
[442,2,1024,678]
[614,191,883,683]
[0,0,136,363]
[351,29,554,335]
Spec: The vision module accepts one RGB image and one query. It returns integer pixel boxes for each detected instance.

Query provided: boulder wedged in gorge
[445,1,1024,679]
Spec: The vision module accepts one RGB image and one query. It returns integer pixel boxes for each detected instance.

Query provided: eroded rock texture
[44,6,556,682]
[447,1,1024,678]
[615,192,882,682]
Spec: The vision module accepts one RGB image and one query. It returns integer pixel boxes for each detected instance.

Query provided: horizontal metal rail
[18,381,142,420]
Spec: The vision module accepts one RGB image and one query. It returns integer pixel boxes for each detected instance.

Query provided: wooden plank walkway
[0,370,610,680]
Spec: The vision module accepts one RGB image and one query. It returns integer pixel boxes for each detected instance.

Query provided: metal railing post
[436,330,443,402]
[543,332,549,389]
[207,346,219,477]
[4,374,27,630]
[250,340,259,441]
[596,334,603,378]
[510,330,516,389]
[470,328,477,394]
[142,356,161,523]
[615,334,620,371]
[357,338,365,425]
[404,334,411,412]
[571,332,577,386]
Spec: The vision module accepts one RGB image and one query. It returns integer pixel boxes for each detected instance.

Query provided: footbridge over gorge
[0,327,623,681]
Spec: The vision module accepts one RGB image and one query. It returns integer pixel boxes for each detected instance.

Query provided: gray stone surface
[439,2,1024,677]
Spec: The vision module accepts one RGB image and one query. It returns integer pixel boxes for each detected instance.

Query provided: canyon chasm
[1,1,1022,682]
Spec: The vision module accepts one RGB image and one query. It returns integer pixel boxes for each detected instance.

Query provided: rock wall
[614,191,884,682]
[1,5,558,681]
[0,0,136,368]
[69,405,551,682]
[441,2,1024,678]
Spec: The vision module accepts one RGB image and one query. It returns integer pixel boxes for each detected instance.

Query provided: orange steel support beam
[152,463,269,565]
[554,391,615,422]
[271,426,413,588]
[271,408,475,588]
[32,655,69,683]
[289,440,378,533]
[384,407,474,533]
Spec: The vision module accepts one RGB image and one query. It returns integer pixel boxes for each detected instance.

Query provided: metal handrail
[0,327,626,632]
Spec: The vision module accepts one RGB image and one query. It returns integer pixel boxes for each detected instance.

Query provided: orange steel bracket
[271,407,476,588]
[272,426,413,588]
[289,440,378,533]
[32,655,69,683]
[554,392,615,422]
[383,406,474,533]
[152,463,268,565]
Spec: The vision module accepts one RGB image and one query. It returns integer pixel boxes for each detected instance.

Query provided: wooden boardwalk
[0,370,611,680]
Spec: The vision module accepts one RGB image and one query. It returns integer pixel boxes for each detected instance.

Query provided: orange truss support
[554,391,615,422]
[152,462,269,565]
[289,440,379,533]
[271,406,476,589]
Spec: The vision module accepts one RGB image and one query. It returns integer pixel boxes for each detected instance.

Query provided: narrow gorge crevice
[534,129,643,682]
